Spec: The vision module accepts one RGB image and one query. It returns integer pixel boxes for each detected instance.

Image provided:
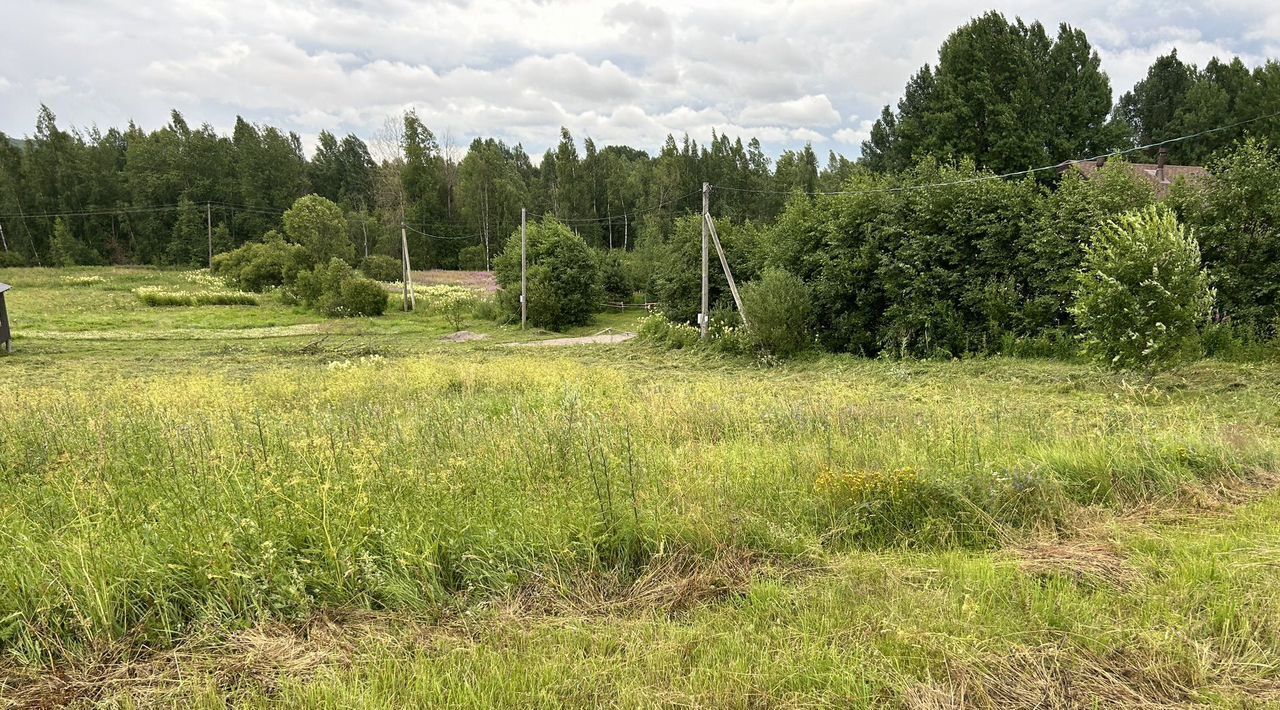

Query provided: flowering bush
[637,310,700,349]
[415,284,481,330]
[1071,205,1213,374]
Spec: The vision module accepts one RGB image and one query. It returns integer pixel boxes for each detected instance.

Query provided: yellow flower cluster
[814,466,920,501]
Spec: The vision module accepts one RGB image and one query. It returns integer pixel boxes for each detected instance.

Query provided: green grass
[1,266,1279,707]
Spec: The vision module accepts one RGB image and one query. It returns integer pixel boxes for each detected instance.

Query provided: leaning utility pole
[700,182,710,339]
[400,221,416,311]
[0,223,8,253]
[704,211,748,328]
[206,202,213,268]
[520,208,528,329]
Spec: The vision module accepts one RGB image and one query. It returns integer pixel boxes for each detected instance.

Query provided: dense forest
[0,10,1277,281]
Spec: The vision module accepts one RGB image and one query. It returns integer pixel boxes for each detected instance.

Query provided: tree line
[0,10,1276,276]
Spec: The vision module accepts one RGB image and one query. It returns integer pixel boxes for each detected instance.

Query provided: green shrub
[284,195,354,265]
[637,311,700,349]
[741,268,813,359]
[1071,205,1213,374]
[1171,138,1280,337]
[470,295,500,322]
[293,258,388,317]
[0,251,28,268]
[338,278,390,317]
[212,232,310,292]
[359,254,402,282]
[457,245,486,271]
[493,218,601,331]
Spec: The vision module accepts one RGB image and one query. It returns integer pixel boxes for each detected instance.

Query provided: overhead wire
[710,108,1280,197]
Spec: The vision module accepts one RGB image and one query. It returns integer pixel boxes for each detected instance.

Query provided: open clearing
[2,267,1280,708]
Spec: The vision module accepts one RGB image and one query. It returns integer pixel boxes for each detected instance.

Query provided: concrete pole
[520,208,528,329]
[700,182,710,339]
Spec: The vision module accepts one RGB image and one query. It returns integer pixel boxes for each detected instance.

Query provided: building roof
[0,283,10,294]
[1056,158,1208,199]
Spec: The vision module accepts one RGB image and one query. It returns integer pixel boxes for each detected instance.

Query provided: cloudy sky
[1,1,1277,159]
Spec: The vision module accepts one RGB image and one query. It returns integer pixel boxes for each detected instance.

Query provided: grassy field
[2,267,1280,708]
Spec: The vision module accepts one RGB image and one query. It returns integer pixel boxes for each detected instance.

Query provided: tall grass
[134,286,259,307]
[1,355,1275,664]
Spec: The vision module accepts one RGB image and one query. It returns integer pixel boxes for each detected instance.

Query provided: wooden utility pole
[704,212,748,328]
[206,202,213,268]
[400,222,415,311]
[700,182,710,339]
[520,207,528,329]
[361,216,369,259]
[0,223,8,253]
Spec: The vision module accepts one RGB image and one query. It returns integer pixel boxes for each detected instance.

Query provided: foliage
[50,217,103,266]
[768,160,1047,357]
[414,284,481,330]
[1170,138,1280,337]
[211,232,310,292]
[647,214,756,325]
[1071,205,1213,373]
[1118,52,1280,164]
[636,310,701,349]
[0,251,27,268]
[292,257,388,317]
[133,286,259,307]
[493,218,601,330]
[1024,161,1156,329]
[599,250,635,303]
[862,11,1124,174]
[359,254,403,282]
[283,194,353,265]
[740,268,813,358]
[457,245,486,271]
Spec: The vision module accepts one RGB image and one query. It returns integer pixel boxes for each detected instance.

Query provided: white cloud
[739,95,841,128]
[0,0,1276,157]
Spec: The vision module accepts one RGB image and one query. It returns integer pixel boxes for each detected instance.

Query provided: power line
[526,188,702,224]
[0,203,187,219]
[712,108,1280,197]
[403,224,485,241]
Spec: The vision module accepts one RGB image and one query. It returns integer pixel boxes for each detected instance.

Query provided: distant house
[1056,147,1207,199]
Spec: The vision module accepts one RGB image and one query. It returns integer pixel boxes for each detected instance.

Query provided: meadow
[2,267,1280,708]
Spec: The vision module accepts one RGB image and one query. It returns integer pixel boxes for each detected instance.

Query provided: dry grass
[903,646,1203,709]
[505,549,809,618]
[0,612,410,709]
[1012,539,1140,590]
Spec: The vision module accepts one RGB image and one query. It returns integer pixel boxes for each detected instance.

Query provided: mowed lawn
[2,267,1280,708]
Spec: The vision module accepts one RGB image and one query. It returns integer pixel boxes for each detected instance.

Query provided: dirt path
[510,331,636,347]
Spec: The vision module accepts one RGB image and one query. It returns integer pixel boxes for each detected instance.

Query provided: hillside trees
[861,11,1121,174]
[1118,54,1280,164]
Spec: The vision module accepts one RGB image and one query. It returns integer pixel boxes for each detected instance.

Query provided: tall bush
[741,268,813,358]
[293,258,388,317]
[1071,205,1212,373]
[211,231,310,292]
[493,218,601,331]
[283,195,353,265]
